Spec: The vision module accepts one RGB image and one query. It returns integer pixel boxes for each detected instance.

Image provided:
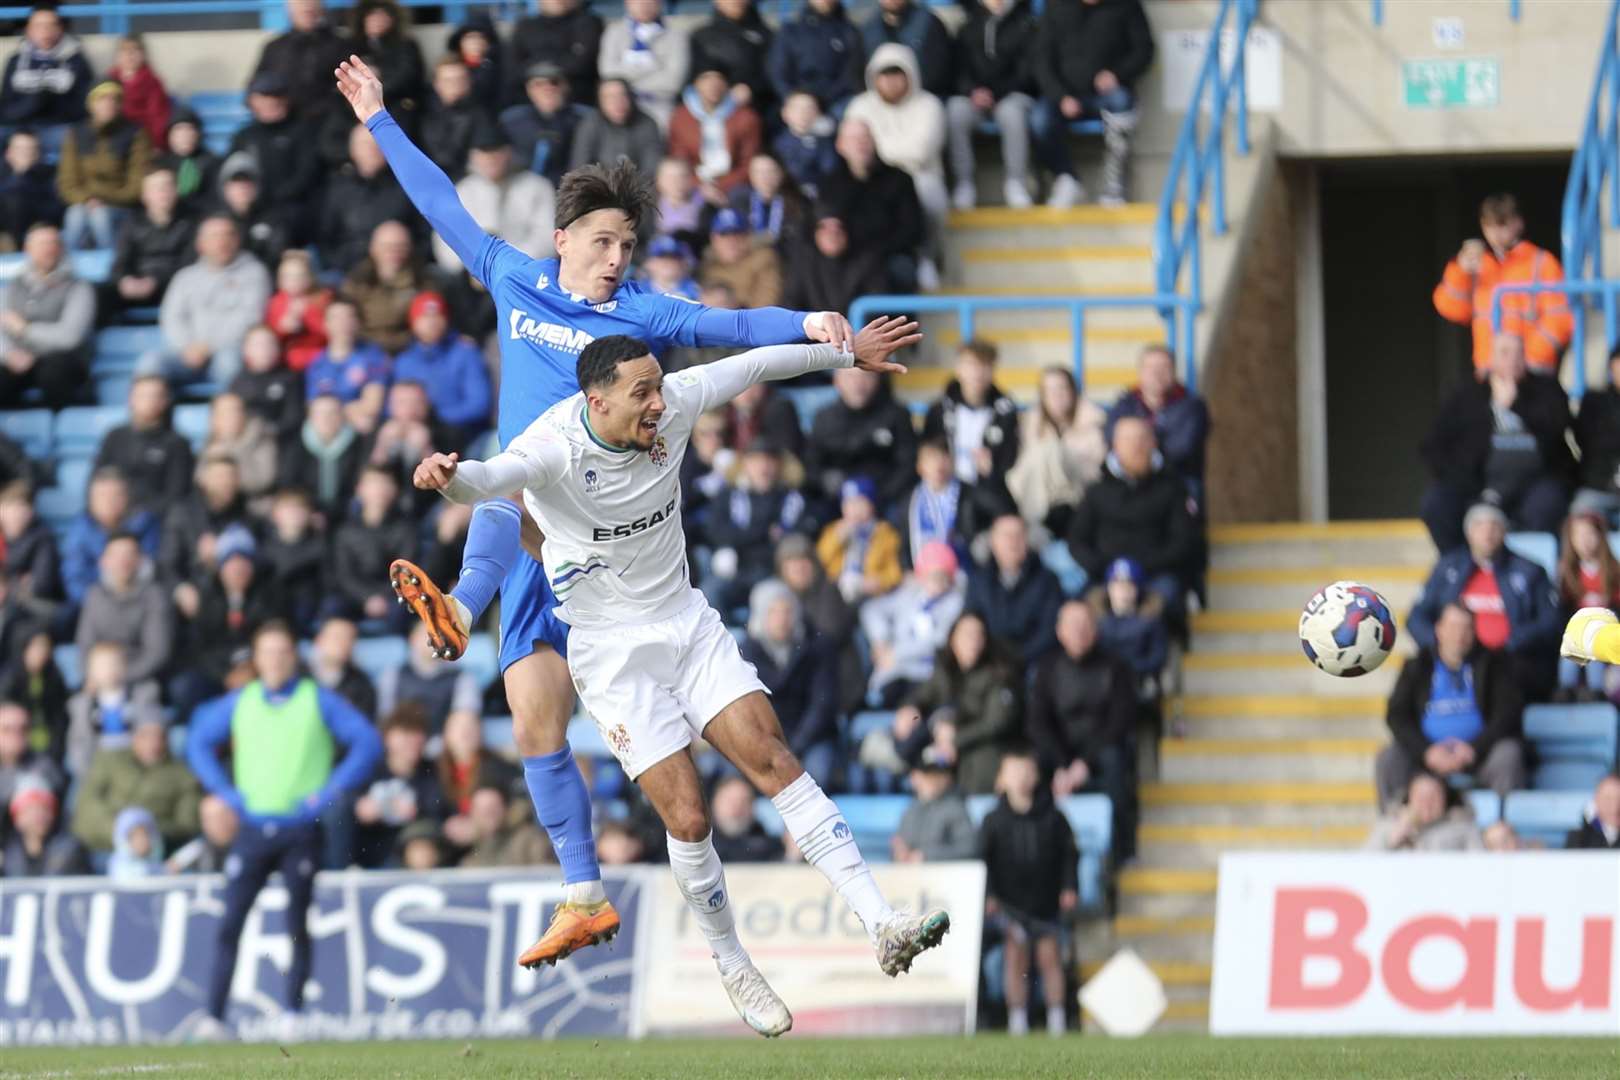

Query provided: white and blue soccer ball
[1298,580,1398,677]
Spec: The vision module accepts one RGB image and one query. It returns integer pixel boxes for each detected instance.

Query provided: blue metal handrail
[848,293,1203,395]
[0,0,490,33]
[1151,0,1257,372]
[1490,279,1620,392]
[1371,0,1520,26]
[1557,0,1620,398]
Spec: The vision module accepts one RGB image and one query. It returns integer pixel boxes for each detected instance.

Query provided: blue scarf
[747,191,784,238]
[908,481,959,564]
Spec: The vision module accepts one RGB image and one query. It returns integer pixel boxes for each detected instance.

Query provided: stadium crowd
[0,0,1188,890]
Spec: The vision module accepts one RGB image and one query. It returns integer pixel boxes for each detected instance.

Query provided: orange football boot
[517,900,621,968]
[389,558,469,661]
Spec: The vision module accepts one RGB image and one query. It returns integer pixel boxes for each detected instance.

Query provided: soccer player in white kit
[411,317,949,1036]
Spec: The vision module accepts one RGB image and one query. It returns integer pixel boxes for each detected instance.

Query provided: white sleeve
[666,343,852,416]
[440,431,567,504]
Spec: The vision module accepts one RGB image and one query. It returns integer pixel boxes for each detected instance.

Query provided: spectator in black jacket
[898,436,1015,571]
[691,0,776,117]
[0,483,61,625]
[861,0,954,101]
[923,340,1021,488]
[1067,417,1194,609]
[319,123,418,272]
[259,488,325,634]
[213,153,289,270]
[978,746,1077,1037]
[1026,599,1136,857]
[159,454,257,595]
[110,168,194,312]
[710,774,784,863]
[726,380,802,459]
[420,57,485,181]
[308,615,377,720]
[740,580,839,788]
[1032,0,1155,208]
[247,0,351,124]
[0,131,62,250]
[354,703,447,868]
[1565,773,1620,850]
[349,0,425,126]
[783,212,888,315]
[773,92,838,201]
[1420,333,1574,553]
[499,62,581,187]
[280,393,364,520]
[700,437,810,613]
[0,435,30,491]
[154,108,218,217]
[818,118,924,291]
[1375,602,1526,811]
[969,514,1061,665]
[93,375,194,517]
[806,365,918,507]
[1571,348,1620,525]
[228,72,321,245]
[947,0,1039,210]
[330,463,416,625]
[229,325,304,443]
[767,0,864,114]
[0,6,92,156]
[171,524,280,716]
[775,533,866,716]
[509,0,604,108]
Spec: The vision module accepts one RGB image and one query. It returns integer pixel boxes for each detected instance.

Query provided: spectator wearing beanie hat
[698,207,782,310]
[3,776,88,877]
[1095,555,1170,685]
[391,291,492,445]
[639,234,700,300]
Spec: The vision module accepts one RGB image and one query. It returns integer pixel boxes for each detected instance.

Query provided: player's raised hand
[806,311,857,353]
[850,316,922,374]
[413,452,460,491]
[335,55,385,123]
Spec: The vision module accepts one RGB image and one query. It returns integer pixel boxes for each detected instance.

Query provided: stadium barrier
[1209,852,1620,1036]
[0,862,985,1046]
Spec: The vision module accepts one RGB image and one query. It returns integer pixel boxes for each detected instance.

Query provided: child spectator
[92,375,193,516]
[638,235,698,299]
[978,747,1077,1037]
[197,392,279,505]
[891,756,976,861]
[655,156,710,250]
[772,91,838,200]
[701,438,808,613]
[1364,770,1484,852]
[1556,510,1620,703]
[2,777,88,878]
[332,464,417,625]
[710,774,784,863]
[1095,557,1169,688]
[57,81,151,250]
[435,127,555,272]
[669,66,762,200]
[61,470,158,607]
[72,711,198,854]
[0,627,67,763]
[391,292,492,444]
[266,250,331,373]
[110,168,193,312]
[901,436,1015,570]
[63,640,162,776]
[342,220,433,355]
[0,130,62,250]
[0,482,62,624]
[0,6,93,156]
[597,0,691,132]
[924,340,1021,487]
[728,153,802,246]
[153,107,217,216]
[567,76,664,179]
[421,55,483,180]
[698,207,781,309]
[968,514,1061,666]
[229,324,304,441]
[739,579,839,788]
[105,806,163,879]
[816,476,903,605]
[304,299,391,434]
[279,394,365,520]
[354,704,447,868]
[140,214,271,390]
[783,212,887,317]
[859,540,965,706]
[449,15,506,123]
[0,223,95,409]
[350,0,426,123]
[259,488,325,634]
[108,34,169,152]
[171,524,279,715]
[1007,367,1108,539]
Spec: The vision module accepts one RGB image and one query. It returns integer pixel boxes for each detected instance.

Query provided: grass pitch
[1,1035,1617,1079]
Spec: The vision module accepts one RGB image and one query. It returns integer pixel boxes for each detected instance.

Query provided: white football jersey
[442,343,850,630]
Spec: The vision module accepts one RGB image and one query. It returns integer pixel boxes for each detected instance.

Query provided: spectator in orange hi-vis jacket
[1433,193,1573,377]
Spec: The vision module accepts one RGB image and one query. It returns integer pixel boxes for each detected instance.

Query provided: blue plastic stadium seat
[481,716,516,754]
[70,249,114,283]
[752,794,907,860]
[1504,790,1590,848]
[461,632,499,689]
[350,635,408,682]
[1058,794,1114,910]
[965,793,996,827]
[566,716,612,758]
[850,710,893,742]
[53,643,80,689]
[168,725,188,761]
[53,405,124,456]
[35,484,83,529]
[1524,702,1619,789]
[171,403,211,451]
[975,117,1105,137]
[1465,788,1501,826]
[780,385,839,431]
[95,373,133,406]
[1504,531,1558,582]
[95,325,163,371]
[3,408,52,458]
[188,92,250,157]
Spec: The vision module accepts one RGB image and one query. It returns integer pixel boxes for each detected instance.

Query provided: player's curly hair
[577,335,653,392]
[555,158,658,232]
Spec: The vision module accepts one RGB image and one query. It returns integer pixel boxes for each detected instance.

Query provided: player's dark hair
[555,158,657,232]
[577,335,653,392]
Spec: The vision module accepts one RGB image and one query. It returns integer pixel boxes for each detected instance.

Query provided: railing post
[1235,22,1250,157]
[1182,304,1198,394]
[1070,305,1086,394]
[958,304,975,345]
[1371,0,1384,27]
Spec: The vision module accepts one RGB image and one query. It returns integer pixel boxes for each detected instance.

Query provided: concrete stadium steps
[1205,564,1428,612]
[1179,651,1403,697]
[1208,521,1436,571]
[1157,738,1383,783]
[950,245,1156,292]
[1171,694,1387,740]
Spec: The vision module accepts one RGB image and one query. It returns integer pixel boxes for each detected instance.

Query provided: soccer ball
[1298,581,1398,677]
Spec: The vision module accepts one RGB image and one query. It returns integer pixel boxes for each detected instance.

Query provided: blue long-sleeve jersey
[186,679,382,826]
[365,110,819,447]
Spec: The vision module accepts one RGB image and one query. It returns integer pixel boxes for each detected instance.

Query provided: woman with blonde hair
[1005,366,1107,539]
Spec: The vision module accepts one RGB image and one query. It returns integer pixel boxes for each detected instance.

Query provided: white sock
[565,880,606,905]
[451,595,473,632]
[771,773,893,940]
[1046,1005,1066,1035]
[667,833,749,974]
[1008,1007,1029,1036]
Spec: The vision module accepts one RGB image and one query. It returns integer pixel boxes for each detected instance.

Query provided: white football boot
[876,909,952,976]
[720,959,793,1038]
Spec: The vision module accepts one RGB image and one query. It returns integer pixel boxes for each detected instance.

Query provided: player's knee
[511,707,569,756]
[666,804,710,844]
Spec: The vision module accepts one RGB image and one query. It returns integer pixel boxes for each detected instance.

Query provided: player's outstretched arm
[681,316,922,412]
[336,56,492,279]
[414,442,562,505]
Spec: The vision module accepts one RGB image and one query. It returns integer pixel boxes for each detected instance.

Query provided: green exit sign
[1402,57,1500,108]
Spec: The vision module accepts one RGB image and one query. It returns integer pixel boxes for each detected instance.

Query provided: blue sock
[523,747,601,885]
[450,499,523,622]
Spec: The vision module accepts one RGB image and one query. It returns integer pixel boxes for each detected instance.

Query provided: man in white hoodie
[844,43,945,291]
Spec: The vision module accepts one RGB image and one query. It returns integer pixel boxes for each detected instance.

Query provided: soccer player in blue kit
[334,57,856,968]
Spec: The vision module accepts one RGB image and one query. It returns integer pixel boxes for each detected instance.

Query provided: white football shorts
[564,588,767,779]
